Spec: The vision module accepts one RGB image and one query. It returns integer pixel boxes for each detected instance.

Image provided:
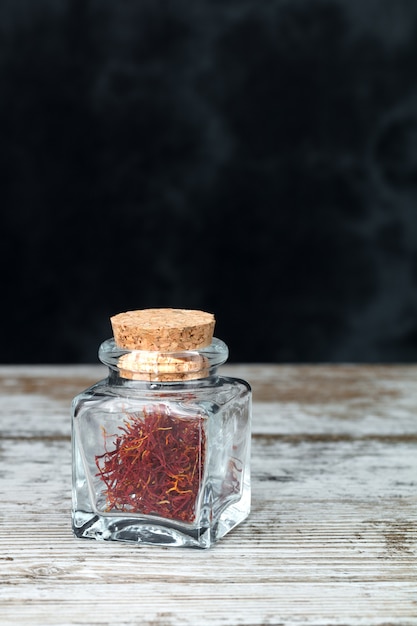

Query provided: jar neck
[98,337,229,383]
[106,369,221,389]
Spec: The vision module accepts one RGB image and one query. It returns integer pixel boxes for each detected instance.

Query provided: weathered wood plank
[0,365,416,626]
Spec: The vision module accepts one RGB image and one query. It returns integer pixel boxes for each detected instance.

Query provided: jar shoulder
[71,379,109,411]
[218,375,251,394]
[71,375,250,415]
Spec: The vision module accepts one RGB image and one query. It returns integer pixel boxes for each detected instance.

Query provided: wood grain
[0,365,416,626]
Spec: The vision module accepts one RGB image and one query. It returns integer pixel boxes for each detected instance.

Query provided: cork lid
[111,308,215,352]
[110,308,215,381]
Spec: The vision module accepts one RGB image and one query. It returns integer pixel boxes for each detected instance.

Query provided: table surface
[0,364,416,626]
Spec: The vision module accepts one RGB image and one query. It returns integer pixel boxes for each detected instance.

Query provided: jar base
[72,501,250,549]
[72,510,231,549]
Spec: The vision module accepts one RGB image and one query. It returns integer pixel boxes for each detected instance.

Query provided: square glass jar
[72,334,251,548]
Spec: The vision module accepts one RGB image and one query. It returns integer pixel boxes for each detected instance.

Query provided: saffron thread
[95,404,205,523]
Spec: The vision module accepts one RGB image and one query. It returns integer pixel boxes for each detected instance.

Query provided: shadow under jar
[71,309,251,548]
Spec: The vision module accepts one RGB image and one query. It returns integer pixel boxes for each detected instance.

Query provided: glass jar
[71,310,251,548]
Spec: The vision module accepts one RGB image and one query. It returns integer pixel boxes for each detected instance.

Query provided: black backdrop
[2,0,417,364]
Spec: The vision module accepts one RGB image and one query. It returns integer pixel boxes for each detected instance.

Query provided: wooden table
[0,365,416,625]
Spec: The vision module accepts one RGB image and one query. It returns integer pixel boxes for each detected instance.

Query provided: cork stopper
[110,308,215,351]
[110,308,216,381]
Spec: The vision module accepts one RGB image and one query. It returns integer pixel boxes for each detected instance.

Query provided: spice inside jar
[95,404,206,523]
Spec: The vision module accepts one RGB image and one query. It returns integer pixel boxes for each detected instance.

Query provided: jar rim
[98,337,229,380]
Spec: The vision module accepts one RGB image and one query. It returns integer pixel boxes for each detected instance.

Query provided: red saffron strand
[95,405,205,523]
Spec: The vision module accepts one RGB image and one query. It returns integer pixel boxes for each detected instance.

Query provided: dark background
[2,0,417,364]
